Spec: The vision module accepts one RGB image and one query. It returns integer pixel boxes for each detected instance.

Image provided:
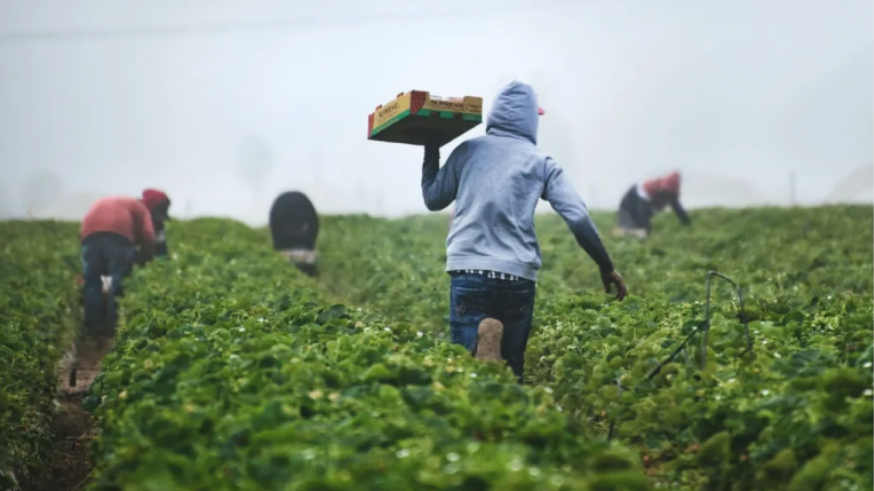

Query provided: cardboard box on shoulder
[367,90,483,147]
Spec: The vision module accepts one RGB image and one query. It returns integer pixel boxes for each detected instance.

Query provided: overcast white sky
[0,0,871,224]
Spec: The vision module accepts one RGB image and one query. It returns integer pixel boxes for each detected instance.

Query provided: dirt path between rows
[21,333,114,491]
[21,392,94,491]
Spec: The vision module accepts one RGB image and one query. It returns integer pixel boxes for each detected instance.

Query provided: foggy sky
[1,0,871,225]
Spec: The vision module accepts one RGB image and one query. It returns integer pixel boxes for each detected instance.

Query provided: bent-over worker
[269,191,320,277]
[616,171,691,237]
[80,195,155,334]
[141,189,172,259]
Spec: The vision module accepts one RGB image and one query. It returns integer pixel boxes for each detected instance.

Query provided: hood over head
[660,172,681,194]
[141,189,172,220]
[642,171,682,198]
[486,80,541,144]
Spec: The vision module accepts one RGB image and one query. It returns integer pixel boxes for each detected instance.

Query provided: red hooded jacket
[642,171,681,198]
[80,196,155,252]
[141,189,170,219]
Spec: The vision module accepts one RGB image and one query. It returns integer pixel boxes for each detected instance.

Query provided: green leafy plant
[4,205,871,491]
[86,218,649,490]
[314,206,874,490]
[0,220,81,488]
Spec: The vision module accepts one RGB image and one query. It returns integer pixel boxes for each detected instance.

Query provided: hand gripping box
[367,90,483,147]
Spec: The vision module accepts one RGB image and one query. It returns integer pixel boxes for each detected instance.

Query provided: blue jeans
[81,233,136,334]
[449,273,536,383]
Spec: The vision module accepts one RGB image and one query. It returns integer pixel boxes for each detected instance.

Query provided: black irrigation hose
[645,319,708,381]
[606,271,754,442]
[702,271,754,367]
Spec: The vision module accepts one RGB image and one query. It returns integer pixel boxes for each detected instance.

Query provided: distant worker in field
[419,80,627,383]
[79,195,156,334]
[141,189,172,259]
[616,171,691,238]
[269,191,319,277]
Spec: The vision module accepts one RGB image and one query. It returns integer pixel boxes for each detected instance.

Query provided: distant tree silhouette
[21,170,62,216]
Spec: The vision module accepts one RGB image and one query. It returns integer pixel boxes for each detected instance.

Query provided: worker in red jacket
[141,189,172,259]
[79,195,155,334]
[616,171,691,238]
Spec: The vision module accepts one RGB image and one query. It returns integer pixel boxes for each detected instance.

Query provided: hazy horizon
[2,0,872,226]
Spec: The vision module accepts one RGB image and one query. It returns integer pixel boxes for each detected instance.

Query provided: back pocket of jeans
[450,287,489,323]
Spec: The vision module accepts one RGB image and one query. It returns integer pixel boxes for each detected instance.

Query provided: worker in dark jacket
[269,191,319,277]
[616,171,691,238]
[141,189,172,259]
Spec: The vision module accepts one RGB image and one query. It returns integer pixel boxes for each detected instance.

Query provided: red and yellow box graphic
[367,90,483,147]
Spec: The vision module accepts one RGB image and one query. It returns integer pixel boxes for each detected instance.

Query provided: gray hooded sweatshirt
[421,80,613,281]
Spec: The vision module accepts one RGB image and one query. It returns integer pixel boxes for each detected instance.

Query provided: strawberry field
[1,221,82,489]
[317,206,874,490]
[2,206,872,491]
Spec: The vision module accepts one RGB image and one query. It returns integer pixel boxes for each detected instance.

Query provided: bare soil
[21,393,95,491]
[22,328,115,491]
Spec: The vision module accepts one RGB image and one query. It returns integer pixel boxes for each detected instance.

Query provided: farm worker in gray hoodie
[420,80,627,383]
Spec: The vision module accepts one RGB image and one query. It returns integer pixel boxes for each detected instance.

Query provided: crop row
[87,218,649,490]
[3,206,871,490]
[0,221,82,488]
[315,206,874,489]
